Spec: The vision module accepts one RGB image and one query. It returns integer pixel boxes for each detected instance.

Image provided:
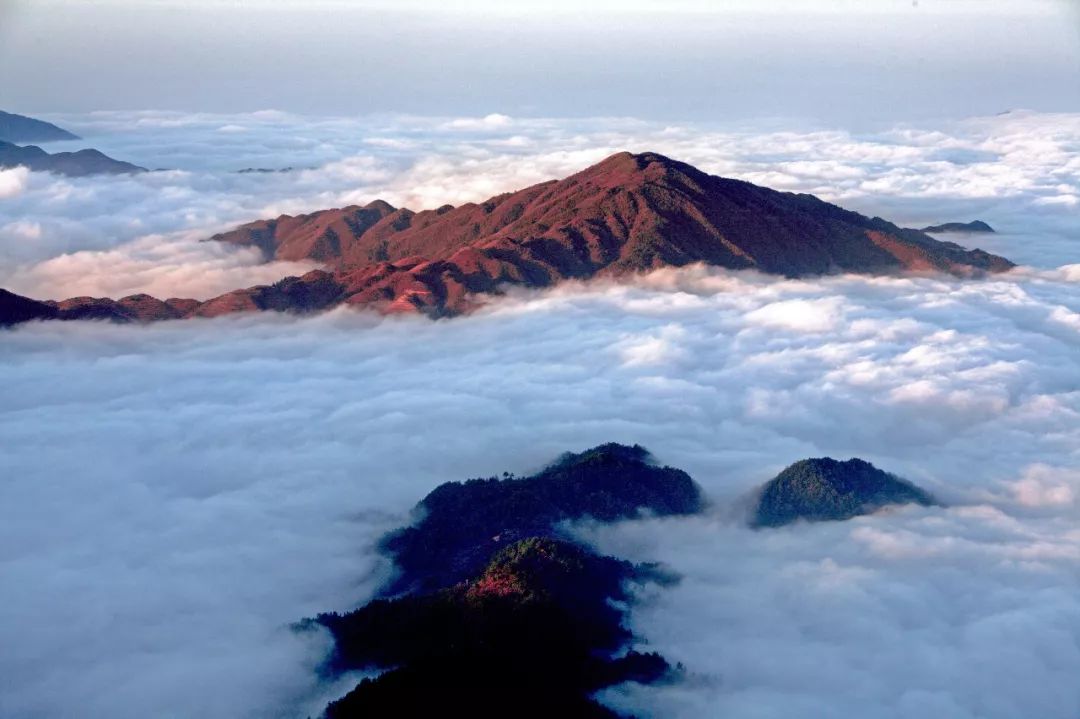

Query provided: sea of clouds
[1,112,1079,718]
[2,266,1079,718]
[0,109,1077,300]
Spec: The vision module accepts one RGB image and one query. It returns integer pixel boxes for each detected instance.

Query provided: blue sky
[1,0,1077,125]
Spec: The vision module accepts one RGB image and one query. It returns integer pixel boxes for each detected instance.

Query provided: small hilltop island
[303,443,938,718]
[921,220,995,234]
[752,457,939,528]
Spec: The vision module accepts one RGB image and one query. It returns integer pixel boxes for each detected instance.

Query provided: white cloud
[1,220,42,241]
[589,492,1080,718]
[444,113,514,130]
[617,324,689,367]
[5,232,321,300]
[744,297,845,333]
[0,166,30,199]
[1010,465,1080,508]
[1,265,1079,718]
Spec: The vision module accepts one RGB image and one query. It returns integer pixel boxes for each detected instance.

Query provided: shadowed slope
[382,442,703,594]
[0,288,58,325]
[314,538,674,719]
[305,444,699,718]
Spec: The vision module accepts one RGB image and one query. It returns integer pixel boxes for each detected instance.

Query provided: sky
[1,2,1080,718]
[1,0,1078,125]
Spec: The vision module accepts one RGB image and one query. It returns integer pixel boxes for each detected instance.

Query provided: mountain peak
[575,150,700,186]
[591,150,685,169]
[588,150,669,171]
[752,457,938,527]
[1,153,1014,325]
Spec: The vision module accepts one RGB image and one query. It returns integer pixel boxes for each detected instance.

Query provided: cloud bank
[1,265,1078,718]
[0,109,1076,299]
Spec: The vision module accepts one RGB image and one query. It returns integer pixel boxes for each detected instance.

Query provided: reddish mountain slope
[1,152,1013,325]
[213,151,1011,277]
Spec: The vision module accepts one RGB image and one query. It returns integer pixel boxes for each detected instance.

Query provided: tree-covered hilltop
[301,444,702,718]
[312,538,676,719]
[381,443,704,593]
[300,445,944,716]
[752,457,938,528]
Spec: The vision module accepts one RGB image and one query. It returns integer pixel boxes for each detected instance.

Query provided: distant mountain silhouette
[0,152,1014,325]
[752,457,938,527]
[0,140,145,177]
[921,220,995,233]
[235,166,303,174]
[0,110,79,143]
[0,289,59,325]
[0,289,196,326]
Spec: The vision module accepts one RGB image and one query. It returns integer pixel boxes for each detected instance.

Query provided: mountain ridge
[0,110,80,143]
[921,220,995,234]
[0,151,1014,326]
[0,140,146,176]
[211,151,1012,279]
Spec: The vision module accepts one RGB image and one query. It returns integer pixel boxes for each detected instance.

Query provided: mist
[2,264,1079,717]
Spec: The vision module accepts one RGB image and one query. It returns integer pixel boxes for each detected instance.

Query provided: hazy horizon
[2,0,1078,127]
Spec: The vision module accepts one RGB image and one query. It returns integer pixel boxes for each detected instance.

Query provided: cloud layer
[1,110,1078,717]
[0,109,1076,299]
[1,265,1078,718]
